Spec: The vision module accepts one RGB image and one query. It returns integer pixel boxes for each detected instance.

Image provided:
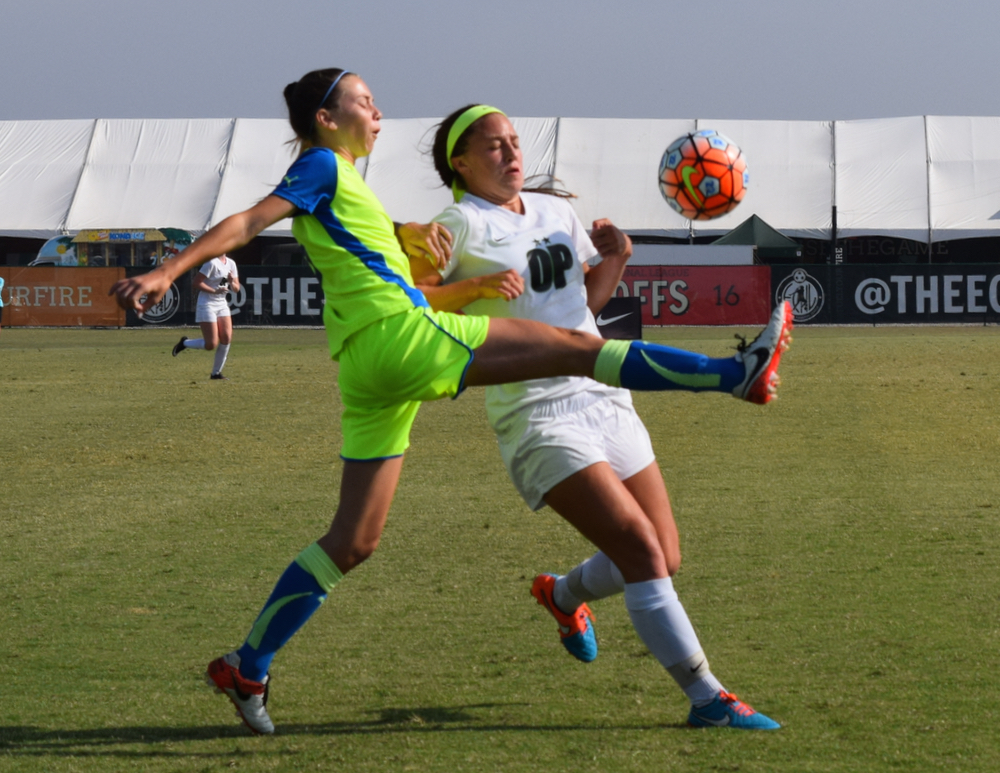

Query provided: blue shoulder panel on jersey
[272,147,339,214]
[312,205,429,309]
[273,148,427,308]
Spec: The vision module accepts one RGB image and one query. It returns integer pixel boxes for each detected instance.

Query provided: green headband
[446,104,506,201]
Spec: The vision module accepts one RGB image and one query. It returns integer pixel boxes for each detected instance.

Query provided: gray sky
[4,0,999,122]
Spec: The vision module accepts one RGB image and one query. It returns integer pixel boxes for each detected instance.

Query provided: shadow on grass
[0,703,686,758]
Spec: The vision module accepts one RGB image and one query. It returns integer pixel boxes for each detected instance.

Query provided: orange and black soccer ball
[658,130,748,220]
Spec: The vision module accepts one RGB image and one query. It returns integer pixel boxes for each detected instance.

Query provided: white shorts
[494,390,656,510]
[196,296,231,323]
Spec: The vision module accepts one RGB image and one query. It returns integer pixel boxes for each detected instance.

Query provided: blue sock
[236,543,343,682]
[595,340,744,393]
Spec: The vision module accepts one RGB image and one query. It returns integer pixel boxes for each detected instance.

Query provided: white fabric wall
[705,119,833,239]
[555,118,694,235]
[211,118,298,235]
[927,116,1000,239]
[835,117,930,240]
[65,119,234,232]
[364,116,558,225]
[2,115,1000,244]
[0,120,94,237]
[363,117,451,226]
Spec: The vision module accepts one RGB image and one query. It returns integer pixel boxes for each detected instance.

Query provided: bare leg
[550,463,679,606]
[540,462,724,708]
[465,318,604,386]
[228,457,404,689]
[621,463,681,577]
[200,320,220,350]
[543,462,668,583]
[317,456,405,574]
[467,304,793,405]
[211,316,234,375]
[216,315,233,346]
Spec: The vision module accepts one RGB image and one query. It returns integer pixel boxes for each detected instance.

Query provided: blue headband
[317,71,348,113]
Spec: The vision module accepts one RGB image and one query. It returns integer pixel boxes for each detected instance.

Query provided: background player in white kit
[410,104,781,730]
[172,254,240,380]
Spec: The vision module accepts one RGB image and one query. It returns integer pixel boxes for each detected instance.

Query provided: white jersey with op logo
[196,256,238,319]
[434,191,630,428]
[198,256,238,297]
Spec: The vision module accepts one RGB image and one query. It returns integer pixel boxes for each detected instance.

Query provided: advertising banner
[595,296,643,339]
[0,267,125,326]
[771,265,1000,324]
[125,266,324,327]
[617,265,772,326]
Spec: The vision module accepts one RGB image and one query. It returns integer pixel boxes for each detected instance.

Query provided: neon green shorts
[336,308,491,460]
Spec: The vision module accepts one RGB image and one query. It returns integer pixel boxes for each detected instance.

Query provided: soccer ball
[658,130,748,220]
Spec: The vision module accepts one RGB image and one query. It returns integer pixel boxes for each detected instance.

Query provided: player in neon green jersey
[110,69,791,735]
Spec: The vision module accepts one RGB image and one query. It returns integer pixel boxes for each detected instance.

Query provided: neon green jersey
[273,147,429,358]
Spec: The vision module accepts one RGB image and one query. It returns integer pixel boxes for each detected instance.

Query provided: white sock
[557,552,625,612]
[185,338,206,350]
[212,344,230,375]
[623,577,724,707]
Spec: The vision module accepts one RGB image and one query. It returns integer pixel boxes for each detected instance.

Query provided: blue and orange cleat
[687,690,781,730]
[530,574,598,663]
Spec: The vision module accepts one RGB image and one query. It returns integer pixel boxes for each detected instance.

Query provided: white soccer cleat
[732,301,793,405]
[205,651,274,735]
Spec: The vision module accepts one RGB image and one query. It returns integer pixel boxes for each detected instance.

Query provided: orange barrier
[0,267,126,327]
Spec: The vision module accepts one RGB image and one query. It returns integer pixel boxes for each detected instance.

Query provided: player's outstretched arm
[109,195,295,312]
[584,218,632,315]
[410,256,524,313]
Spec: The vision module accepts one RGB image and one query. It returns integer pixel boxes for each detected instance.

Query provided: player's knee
[345,542,378,569]
[616,520,668,579]
[328,539,380,575]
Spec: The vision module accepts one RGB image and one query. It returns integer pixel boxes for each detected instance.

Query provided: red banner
[0,267,126,327]
[618,265,772,325]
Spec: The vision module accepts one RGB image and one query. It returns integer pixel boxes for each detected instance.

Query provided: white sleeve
[564,200,600,266]
[432,204,471,282]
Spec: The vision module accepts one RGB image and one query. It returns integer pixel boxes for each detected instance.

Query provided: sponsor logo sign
[618,266,771,326]
[775,269,825,322]
[0,267,125,327]
[138,283,182,324]
[595,296,642,339]
[770,265,1000,324]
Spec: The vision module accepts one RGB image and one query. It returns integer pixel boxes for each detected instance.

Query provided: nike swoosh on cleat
[558,625,571,635]
[596,312,632,326]
[640,351,721,388]
[742,349,767,387]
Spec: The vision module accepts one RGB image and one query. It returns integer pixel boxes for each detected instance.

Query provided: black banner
[771,265,1000,324]
[125,266,324,327]
[595,296,642,339]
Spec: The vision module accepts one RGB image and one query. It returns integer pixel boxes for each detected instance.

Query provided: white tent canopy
[2,115,1000,243]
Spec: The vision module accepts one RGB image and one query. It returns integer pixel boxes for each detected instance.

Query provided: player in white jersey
[410,104,781,730]
[172,254,240,380]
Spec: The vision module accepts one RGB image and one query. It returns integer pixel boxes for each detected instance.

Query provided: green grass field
[1,325,999,772]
